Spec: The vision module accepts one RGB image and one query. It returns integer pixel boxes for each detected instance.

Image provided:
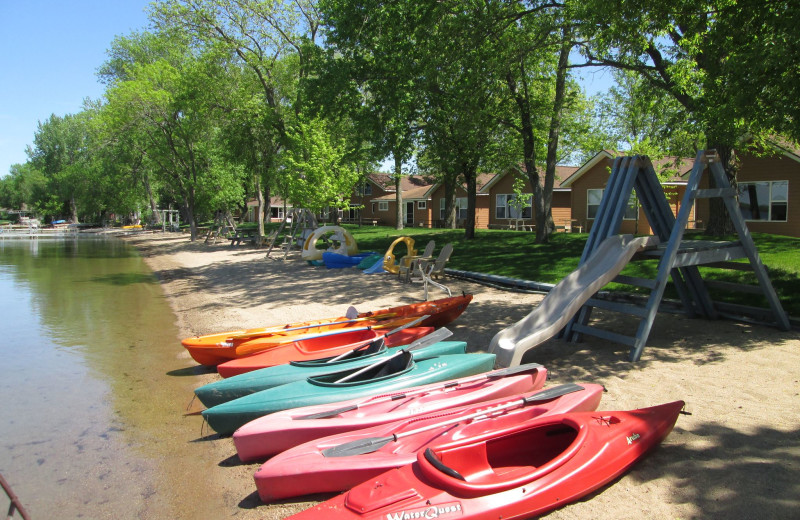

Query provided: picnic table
[228,228,258,246]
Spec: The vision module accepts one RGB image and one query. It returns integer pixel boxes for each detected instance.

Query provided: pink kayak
[233,363,548,462]
[254,383,604,502]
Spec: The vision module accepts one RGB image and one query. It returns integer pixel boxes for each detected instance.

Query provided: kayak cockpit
[307,351,415,387]
[418,417,588,494]
[289,338,387,367]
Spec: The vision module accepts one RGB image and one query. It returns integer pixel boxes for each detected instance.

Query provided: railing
[0,473,31,520]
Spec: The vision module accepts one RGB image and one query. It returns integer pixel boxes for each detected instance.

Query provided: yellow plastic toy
[301,226,359,261]
[382,236,418,274]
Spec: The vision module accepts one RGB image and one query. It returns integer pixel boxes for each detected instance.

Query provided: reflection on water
[0,237,219,519]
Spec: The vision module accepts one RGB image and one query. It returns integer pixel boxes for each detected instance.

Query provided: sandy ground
[123,231,799,519]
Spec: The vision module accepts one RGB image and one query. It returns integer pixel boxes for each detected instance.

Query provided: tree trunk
[255,175,265,238]
[69,195,78,223]
[186,187,197,241]
[705,143,737,236]
[538,27,571,243]
[507,65,543,239]
[443,180,456,229]
[464,169,477,240]
[142,170,161,224]
[394,156,404,230]
[264,185,272,226]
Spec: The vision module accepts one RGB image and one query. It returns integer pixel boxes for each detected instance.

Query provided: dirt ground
[123,231,800,519]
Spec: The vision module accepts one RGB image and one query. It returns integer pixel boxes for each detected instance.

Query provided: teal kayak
[194,340,467,408]
[202,352,496,435]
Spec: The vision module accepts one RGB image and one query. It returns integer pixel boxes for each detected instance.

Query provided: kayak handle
[424,448,465,481]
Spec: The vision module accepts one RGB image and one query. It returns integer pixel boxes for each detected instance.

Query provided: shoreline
[123,231,799,519]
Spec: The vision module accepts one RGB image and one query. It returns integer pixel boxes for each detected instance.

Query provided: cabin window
[738,181,788,222]
[587,189,637,220]
[417,201,427,210]
[455,198,468,220]
[378,201,389,212]
[496,194,532,219]
[439,198,467,220]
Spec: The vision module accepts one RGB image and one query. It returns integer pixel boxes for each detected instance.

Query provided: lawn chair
[398,240,436,282]
[411,243,453,300]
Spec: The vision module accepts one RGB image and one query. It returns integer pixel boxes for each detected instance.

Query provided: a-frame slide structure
[564,150,790,361]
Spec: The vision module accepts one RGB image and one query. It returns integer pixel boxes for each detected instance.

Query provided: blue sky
[0,0,152,178]
[0,2,612,179]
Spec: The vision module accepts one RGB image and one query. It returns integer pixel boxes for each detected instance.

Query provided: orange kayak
[216,326,434,377]
[182,294,473,366]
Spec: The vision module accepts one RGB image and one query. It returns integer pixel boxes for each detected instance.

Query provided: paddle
[221,325,374,351]
[321,383,585,457]
[297,362,545,420]
[228,312,401,341]
[334,327,453,383]
[324,314,430,363]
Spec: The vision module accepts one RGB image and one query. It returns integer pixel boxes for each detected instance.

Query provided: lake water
[0,236,223,519]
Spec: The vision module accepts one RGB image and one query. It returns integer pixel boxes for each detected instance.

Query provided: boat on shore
[233,363,549,461]
[196,337,466,408]
[253,383,604,502]
[215,326,434,378]
[182,294,473,366]
[288,400,684,520]
[202,352,496,435]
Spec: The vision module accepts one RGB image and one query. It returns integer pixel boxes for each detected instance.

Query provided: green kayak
[194,340,467,408]
[202,352,496,435]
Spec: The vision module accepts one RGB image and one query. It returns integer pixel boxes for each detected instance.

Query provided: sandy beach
[123,231,799,519]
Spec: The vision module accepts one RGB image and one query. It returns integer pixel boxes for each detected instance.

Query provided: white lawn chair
[412,243,453,300]
[398,240,435,282]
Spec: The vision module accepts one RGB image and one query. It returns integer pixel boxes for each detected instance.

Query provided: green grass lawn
[338,225,800,318]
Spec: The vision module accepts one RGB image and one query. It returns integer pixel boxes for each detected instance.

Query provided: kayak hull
[289,401,684,520]
[182,294,473,366]
[215,326,434,378]
[253,383,604,502]
[195,339,466,408]
[234,364,548,462]
[202,353,497,435]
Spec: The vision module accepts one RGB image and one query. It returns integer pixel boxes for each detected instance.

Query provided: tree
[102,30,243,239]
[0,163,48,211]
[320,0,425,230]
[571,0,798,234]
[27,112,95,222]
[593,69,703,156]
[152,0,326,237]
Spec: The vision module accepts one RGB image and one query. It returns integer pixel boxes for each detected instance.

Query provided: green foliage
[281,117,359,211]
[593,69,704,157]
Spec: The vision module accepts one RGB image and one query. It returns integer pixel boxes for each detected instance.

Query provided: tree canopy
[2,0,796,239]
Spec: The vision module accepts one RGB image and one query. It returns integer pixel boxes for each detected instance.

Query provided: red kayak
[182,294,473,366]
[254,383,604,502]
[288,400,684,520]
[216,326,434,377]
[233,363,548,462]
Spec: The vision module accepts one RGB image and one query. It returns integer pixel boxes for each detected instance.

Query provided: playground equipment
[301,226,359,261]
[265,209,319,260]
[490,150,789,366]
[382,236,417,274]
[489,235,659,367]
[156,209,180,232]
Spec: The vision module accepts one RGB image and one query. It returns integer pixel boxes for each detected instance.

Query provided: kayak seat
[371,351,414,379]
[420,419,585,494]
